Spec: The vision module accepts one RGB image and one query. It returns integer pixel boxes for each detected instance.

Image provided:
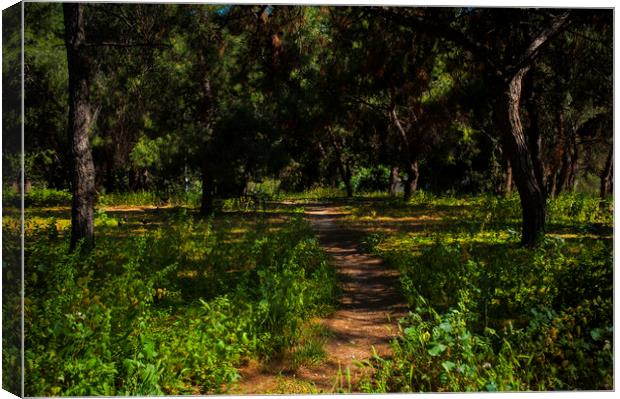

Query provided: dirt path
[232,203,408,393]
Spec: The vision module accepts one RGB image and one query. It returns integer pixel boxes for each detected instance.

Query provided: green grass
[346,191,613,392]
[290,323,331,369]
[17,207,338,396]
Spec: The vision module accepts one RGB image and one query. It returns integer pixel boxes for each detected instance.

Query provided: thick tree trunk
[403,160,419,201]
[64,3,96,252]
[498,67,547,247]
[200,163,214,216]
[525,83,546,197]
[389,166,399,196]
[600,146,613,199]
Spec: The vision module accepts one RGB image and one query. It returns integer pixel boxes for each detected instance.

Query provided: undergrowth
[22,213,337,396]
[354,192,613,392]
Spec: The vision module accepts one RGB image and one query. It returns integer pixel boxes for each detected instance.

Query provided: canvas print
[2,2,613,396]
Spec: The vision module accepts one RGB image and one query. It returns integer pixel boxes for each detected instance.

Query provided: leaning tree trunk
[495,11,570,247]
[64,3,96,252]
[498,67,547,247]
[403,160,419,202]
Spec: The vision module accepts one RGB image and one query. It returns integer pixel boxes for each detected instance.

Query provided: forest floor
[232,202,408,394]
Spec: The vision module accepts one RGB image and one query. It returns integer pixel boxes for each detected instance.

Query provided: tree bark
[504,157,513,196]
[389,105,420,201]
[524,79,546,197]
[497,67,547,247]
[494,12,569,246]
[403,160,419,201]
[64,3,96,252]
[600,146,613,199]
[389,166,399,196]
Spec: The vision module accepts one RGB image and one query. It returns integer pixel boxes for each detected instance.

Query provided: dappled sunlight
[324,194,613,392]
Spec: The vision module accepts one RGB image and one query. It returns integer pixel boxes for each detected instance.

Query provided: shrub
[25,187,72,206]
[351,166,391,193]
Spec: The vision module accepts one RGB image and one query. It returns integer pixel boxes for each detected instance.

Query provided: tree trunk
[547,170,558,198]
[546,111,565,198]
[389,166,399,196]
[600,146,613,199]
[567,136,579,191]
[64,3,96,252]
[556,140,573,196]
[524,81,546,198]
[498,67,547,247]
[200,163,214,216]
[327,127,353,197]
[504,157,513,196]
[389,105,419,201]
[403,160,419,201]
[337,161,353,197]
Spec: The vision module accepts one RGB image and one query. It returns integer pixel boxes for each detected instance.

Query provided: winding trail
[233,202,408,393]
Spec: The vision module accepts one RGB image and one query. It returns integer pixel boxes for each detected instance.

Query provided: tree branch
[509,11,572,75]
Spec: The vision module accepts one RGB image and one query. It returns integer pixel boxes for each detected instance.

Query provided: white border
[0,1,617,399]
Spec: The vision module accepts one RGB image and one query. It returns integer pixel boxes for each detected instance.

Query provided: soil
[232,203,408,394]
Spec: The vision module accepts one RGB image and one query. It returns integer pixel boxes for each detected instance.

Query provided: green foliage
[2,215,22,394]
[24,213,337,395]
[25,187,72,206]
[129,136,167,170]
[276,186,348,201]
[548,193,613,225]
[97,190,200,207]
[358,194,613,392]
[351,165,391,193]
